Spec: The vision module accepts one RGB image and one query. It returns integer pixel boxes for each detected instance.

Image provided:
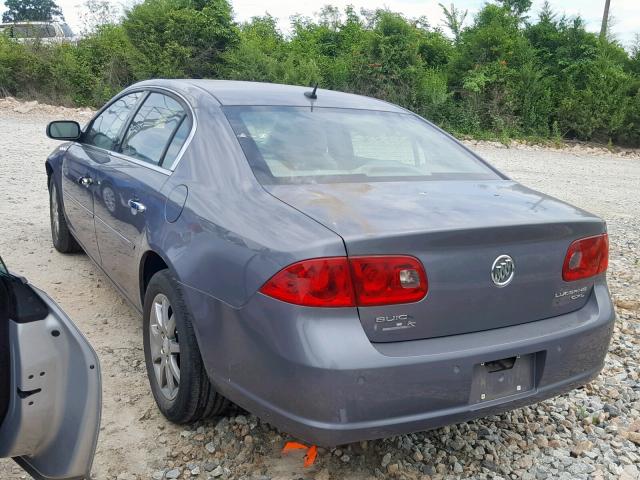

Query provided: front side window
[223,106,500,184]
[121,93,189,166]
[85,92,143,151]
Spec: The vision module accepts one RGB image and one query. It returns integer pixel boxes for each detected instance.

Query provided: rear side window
[85,92,143,151]
[161,117,192,168]
[120,92,189,166]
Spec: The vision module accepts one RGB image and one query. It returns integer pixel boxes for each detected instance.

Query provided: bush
[0,36,34,95]
[122,0,237,79]
[73,25,135,105]
[619,87,640,146]
[558,53,632,142]
[0,25,133,106]
[222,15,286,83]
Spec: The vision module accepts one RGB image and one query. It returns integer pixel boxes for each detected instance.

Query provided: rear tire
[143,270,228,423]
[49,177,81,254]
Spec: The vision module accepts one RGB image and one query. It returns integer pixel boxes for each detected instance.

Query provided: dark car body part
[45,80,615,445]
[0,260,101,479]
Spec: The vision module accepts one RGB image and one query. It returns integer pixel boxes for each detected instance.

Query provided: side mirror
[46,120,81,141]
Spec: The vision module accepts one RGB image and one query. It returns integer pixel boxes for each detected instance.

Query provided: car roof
[133,79,407,113]
[0,21,54,25]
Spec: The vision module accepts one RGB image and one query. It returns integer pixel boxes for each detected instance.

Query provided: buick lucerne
[44,80,614,445]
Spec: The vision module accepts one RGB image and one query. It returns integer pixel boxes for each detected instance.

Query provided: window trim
[80,85,197,174]
[83,89,147,154]
[118,91,187,167]
[159,113,188,168]
[114,90,150,154]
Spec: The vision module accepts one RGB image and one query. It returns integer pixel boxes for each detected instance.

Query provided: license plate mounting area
[469,353,536,404]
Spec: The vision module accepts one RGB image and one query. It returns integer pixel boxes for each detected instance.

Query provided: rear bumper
[186,282,615,446]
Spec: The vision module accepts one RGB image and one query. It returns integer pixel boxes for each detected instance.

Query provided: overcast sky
[5,0,640,47]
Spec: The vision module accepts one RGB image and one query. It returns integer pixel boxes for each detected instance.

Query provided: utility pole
[600,0,611,41]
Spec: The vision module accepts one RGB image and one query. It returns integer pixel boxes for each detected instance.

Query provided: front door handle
[79,176,93,187]
[128,199,146,214]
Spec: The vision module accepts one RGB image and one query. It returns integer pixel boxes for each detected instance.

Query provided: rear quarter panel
[146,86,345,308]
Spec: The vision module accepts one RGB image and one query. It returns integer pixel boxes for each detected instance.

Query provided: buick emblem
[491,255,515,287]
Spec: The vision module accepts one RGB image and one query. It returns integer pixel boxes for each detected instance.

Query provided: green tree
[438,3,467,44]
[78,0,120,34]
[73,24,135,104]
[222,15,287,82]
[629,34,640,74]
[559,52,632,142]
[495,0,532,18]
[122,0,238,78]
[2,0,63,22]
[350,11,425,106]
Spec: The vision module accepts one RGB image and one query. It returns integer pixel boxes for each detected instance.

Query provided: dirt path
[0,108,175,478]
[0,105,638,480]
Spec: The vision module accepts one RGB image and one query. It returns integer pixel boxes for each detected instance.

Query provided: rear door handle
[79,176,93,187]
[128,199,146,214]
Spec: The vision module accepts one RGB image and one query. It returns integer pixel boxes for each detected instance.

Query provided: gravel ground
[0,98,639,480]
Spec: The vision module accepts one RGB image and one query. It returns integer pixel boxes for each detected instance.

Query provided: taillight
[349,256,428,306]
[259,257,355,307]
[259,256,428,307]
[562,234,608,281]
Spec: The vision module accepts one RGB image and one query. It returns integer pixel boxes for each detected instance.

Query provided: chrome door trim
[62,191,93,216]
[94,215,134,248]
[112,149,173,175]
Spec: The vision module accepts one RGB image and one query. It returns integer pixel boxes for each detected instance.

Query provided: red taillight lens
[259,255,428,307]
[562,234,609,281]
[259,257,355,307]
[350,256,428,306]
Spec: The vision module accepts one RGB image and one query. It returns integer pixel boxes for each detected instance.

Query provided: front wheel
[143,270,228,423]
[49,177,81,253]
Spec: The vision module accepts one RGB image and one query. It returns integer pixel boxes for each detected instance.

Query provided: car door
[93,90,193,306]
[0,256,101,480]
[61,91,144,262]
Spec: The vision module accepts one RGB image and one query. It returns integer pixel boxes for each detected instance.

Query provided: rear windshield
[223,106,499,184]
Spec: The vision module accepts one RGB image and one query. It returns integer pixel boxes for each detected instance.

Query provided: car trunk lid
[265,180,606,342]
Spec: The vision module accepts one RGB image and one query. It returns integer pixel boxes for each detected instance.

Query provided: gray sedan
[45,80,614,445]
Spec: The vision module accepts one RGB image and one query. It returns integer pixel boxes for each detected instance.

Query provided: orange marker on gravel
[303,445,318,467]
[282,441,318,467]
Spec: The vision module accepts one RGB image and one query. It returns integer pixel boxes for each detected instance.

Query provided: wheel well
[140,252,168,305]
[45,162,53,186]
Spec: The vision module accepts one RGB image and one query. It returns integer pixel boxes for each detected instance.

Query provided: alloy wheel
[50,183,60,242]
[149,293,181,400]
